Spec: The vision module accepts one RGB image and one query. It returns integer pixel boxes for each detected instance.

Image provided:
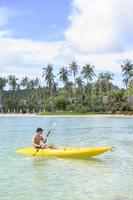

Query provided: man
[32,127,57,149]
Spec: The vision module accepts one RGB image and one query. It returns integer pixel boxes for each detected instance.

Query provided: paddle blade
[52,123,56,129]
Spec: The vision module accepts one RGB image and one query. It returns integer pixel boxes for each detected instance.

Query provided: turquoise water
[0,116,133,200]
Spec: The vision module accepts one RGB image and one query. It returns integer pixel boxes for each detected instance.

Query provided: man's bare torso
[33,134,44,145]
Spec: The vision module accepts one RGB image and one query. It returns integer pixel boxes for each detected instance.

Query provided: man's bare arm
[32,136,40,148]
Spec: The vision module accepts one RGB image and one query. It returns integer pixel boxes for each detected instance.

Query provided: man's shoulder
[32,134,37,139]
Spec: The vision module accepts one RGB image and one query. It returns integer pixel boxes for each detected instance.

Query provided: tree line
[0,60,133,113]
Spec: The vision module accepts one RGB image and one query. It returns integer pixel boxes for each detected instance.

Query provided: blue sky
[0,0,133,87]
[0,0,71,40]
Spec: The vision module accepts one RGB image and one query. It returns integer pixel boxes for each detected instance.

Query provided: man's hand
[43,135,48,143]
[35,144,41,148]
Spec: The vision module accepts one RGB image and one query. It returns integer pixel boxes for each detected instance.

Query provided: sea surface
[0,115,133,200]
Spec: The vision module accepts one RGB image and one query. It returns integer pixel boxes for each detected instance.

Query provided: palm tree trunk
[0,89,3,110]
[50,88,55,112]
[80,88,83,107]
[52,90,55,112]
[108,81,110,97]
[129,86,132,105]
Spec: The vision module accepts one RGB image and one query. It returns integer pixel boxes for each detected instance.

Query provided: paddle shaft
[43,130,52,143]
[43,122,56,143]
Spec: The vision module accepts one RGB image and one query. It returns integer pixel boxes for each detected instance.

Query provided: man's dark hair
[36,128,44,133]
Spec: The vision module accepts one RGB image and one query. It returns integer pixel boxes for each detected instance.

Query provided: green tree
[81,64,95,82]
[8,75,18,111]
[65,81,73,101]
[104,71,113,96]
[81,64,95,107]
[0,77,7,110]
[20,76,29,89]
[59,67,69,84]
[107,90,127,113]
[42,64,56,111]
[55,96,67,111]
[69,61,79,78]
[75,77,84,107]
[97,73,109,95]
[121,60,133,105]
[121,59,133,87]
[8,75,18,91]
[59,67,70,99]
[95,73,108,111]
[97,71,113,97]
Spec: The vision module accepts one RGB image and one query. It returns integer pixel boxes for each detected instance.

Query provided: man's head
[36,127,44,135]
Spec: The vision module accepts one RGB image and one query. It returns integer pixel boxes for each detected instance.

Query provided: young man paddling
[32,128,57,149]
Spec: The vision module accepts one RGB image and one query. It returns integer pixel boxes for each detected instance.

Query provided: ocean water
[0,115,133,200]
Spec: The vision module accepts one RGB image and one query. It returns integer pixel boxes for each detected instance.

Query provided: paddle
[43,123,56,143]
[33,123,56,156]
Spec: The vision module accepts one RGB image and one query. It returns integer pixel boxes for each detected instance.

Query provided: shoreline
[0,113,38,117]
[0,113,133,117]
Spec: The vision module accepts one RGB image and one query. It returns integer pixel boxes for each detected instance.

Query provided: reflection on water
[32,156,104,165]
[0,116,133,200]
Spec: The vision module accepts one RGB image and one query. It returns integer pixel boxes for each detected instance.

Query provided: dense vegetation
[0,60,133,114]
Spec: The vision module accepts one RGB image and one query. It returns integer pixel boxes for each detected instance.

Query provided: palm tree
[43,64,55,88]
[96,72,113,111]
[96,73,108,110]
[104,71,113,96]
[69,61,79,78]
[59,67,69,84]
[20,77,30,104]
[65,81,73,101]
[8,75,18,91]
[21,76,29,89]
[0,77,7,110]
[95,80,100,97]
[26,78,40,111]
[97,73,108,97]
[85,82,93,96]
[42,64,56,111]
[81,64,95,102]
[121,60,133,87]
[121,60,133,104]
[33,78,41,107]
[81,64,95,82]
[59,67,70,99]
[8,75,18,112]
[27,78,40,90]
[34,77,40,89]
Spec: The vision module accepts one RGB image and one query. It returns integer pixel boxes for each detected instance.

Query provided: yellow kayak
[16,146,114,158]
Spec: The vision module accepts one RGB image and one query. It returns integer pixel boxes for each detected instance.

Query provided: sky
[0,0,133,87]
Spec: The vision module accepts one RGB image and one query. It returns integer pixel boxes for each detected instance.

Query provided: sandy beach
[0,113,38,117]
[0,113,132,117]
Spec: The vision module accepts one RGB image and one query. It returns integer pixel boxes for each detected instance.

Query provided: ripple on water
[0,116,133,200]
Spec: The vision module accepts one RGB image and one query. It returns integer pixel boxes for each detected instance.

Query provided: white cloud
[65,0,133,53]
[1,34,131,83]
[74,50,133,73]
[0,1,133,88]
[0,38,64,78]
